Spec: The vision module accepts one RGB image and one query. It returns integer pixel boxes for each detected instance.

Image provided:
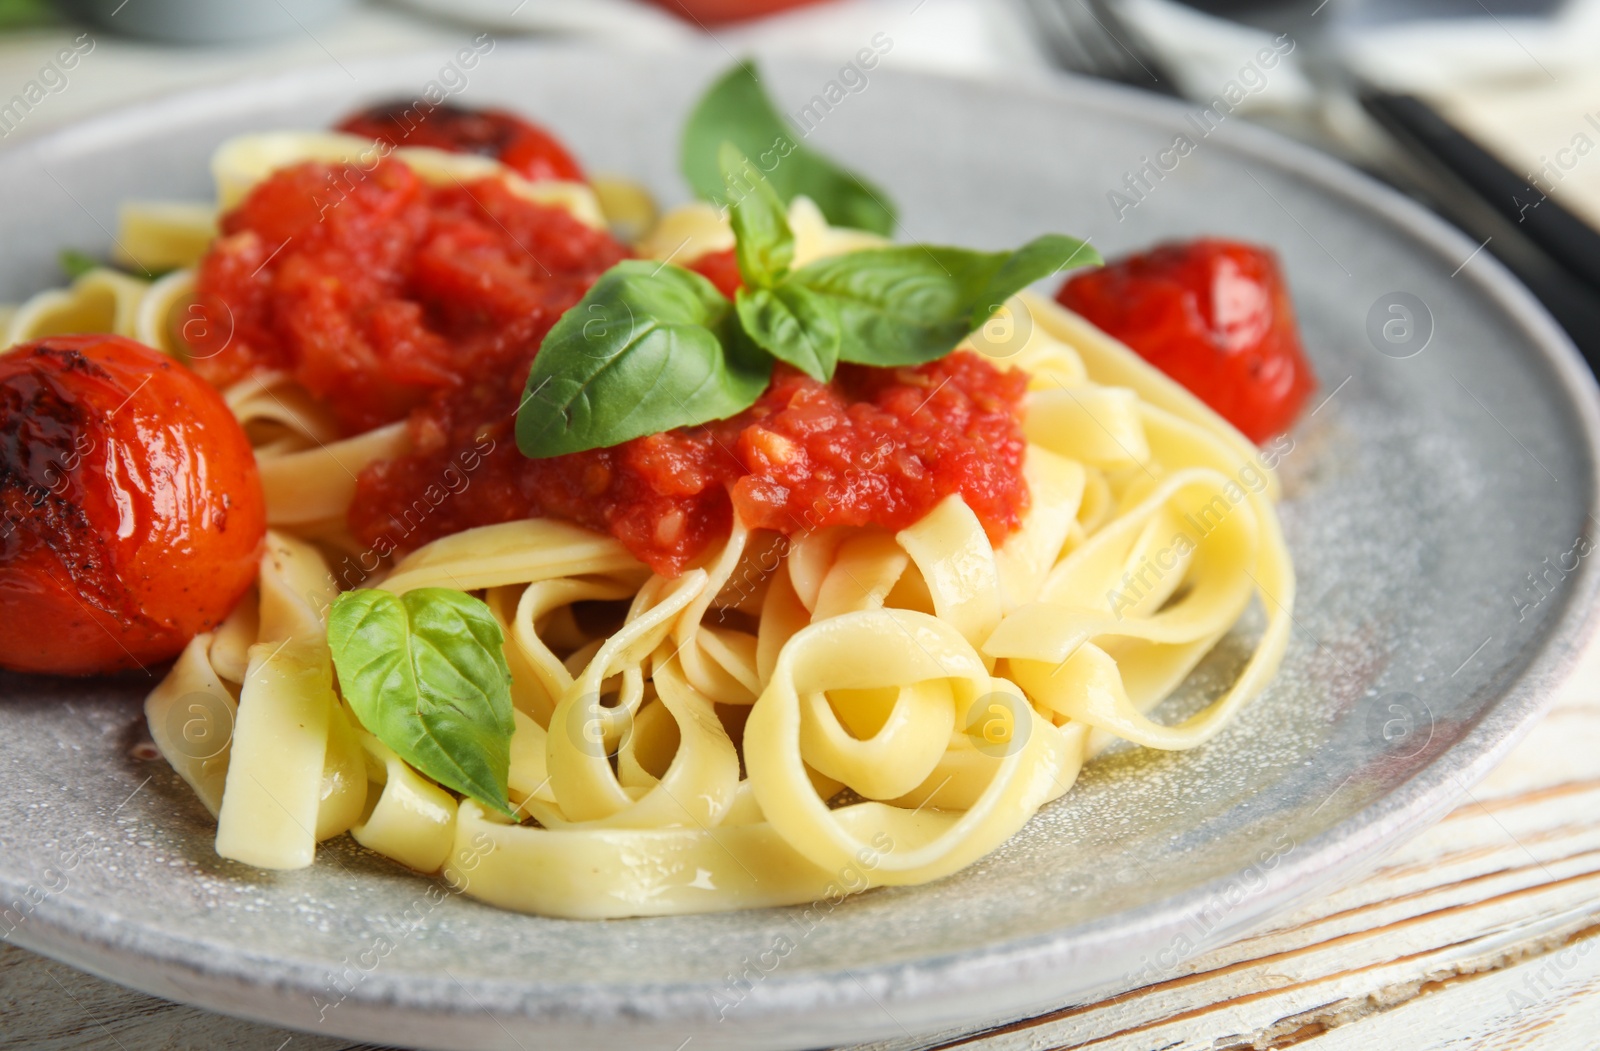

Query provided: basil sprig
[683,60,896,236]
[516,140,1100,458]
[514,259,771,458]
[719,140,1099,376]
[328,588,518,818]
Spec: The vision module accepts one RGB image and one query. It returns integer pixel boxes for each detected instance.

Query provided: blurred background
[1,0,1597,359]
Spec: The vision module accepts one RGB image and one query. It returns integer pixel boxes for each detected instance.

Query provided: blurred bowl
[58,0,354,44]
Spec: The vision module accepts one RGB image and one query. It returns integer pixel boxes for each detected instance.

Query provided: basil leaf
[720,142,793,289]
[328,588,517,818]
[59,248,98,279]
[516,260,773,458]
[787,235,1102,367]
[970,234,1101,329]
[58,248,176,281]
[683,60,896,236]
[784,246,998,366]
[736,284,840,381]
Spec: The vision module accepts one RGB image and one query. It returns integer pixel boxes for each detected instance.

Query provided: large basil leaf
[787,234,1102,367]
[515,260,773,458]
[328,588,517,817]
[683,61,896,236]
[736,283,841,380]
[721,142,793,289]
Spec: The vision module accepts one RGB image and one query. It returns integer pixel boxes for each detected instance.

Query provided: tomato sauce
[685,247,742,299]
[190,158,626,435]
[193,159,1031,577]
[352,352,1029,576]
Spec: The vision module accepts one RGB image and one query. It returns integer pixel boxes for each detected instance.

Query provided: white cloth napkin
[1328,0,1600,93]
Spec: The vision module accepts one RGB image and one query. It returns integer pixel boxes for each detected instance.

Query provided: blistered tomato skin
[336,101,585,183]
[0,336,265,675]
[1057,238,1315,443]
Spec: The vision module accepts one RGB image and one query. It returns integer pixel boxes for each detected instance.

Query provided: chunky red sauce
[192,160,1032,576]
[189,158,626,434]
[352,353,1029,576]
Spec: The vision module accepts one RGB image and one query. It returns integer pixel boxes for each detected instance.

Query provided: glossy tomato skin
[336,101,584,183]
[0,336,265,675]
[1057,238,1315,443]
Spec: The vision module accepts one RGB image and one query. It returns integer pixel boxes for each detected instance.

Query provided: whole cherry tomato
[646,0,832,23]
[0,335,265,675]
[1057,238,1315,443]
[336,101,584,184]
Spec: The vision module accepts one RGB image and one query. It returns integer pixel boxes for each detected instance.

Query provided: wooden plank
[0,940,384,1050]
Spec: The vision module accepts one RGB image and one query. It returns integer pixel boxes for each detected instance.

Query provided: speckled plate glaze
[2,43,1598,1051]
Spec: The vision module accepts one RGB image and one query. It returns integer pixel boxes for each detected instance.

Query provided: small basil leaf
[786,245,1001,366]
[720,142,794,289]
[516,260,774,458]
[683,60,896,236]
[735,284,840,381]
[969,234,1100,329]
[328,588,517,818]
[57,248,175,281]
[59,248,98,279]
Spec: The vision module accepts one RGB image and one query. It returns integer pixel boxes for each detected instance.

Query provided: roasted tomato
[1057,238,1315,443]
[336,101,584,184]
[0,336,265,675]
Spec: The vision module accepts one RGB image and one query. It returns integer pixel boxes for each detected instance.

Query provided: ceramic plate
[1,43,1597,1051]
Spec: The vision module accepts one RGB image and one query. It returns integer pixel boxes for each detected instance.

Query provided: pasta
[7,131,1294,919]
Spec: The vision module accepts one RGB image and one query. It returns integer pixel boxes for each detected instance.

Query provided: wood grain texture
[6,640,1600,1051]
[0,943,384,1050]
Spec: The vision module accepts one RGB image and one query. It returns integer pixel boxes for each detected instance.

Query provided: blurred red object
[1058,238,1315,443]
[646,0,834,24]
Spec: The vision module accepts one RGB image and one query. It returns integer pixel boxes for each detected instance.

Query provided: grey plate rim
[5,40,1600,1049]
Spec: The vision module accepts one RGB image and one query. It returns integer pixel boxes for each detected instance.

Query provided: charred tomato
[0,335,265,675]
